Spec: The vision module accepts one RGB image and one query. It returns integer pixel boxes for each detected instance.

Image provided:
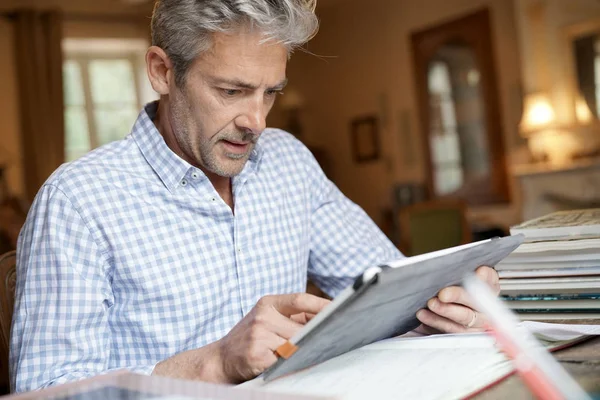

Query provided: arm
[10,185,155,392]
[296,142,500,333]
[301,147,402,297]
[12,185,329,388]
[153,293,329,384]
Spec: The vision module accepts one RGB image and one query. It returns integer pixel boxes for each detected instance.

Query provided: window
[411,9,510,206]
[62,39,157,161]
[427,61,463,196]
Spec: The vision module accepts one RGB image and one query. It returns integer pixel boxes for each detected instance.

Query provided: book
[510,209,600,242]
[502,299,600,311]
[245,322,600,400]
[515,313,600,321]
[500,276,600,296]
[498,267,600,278]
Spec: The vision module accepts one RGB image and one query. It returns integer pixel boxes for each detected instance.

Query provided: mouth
[221,139,251,155]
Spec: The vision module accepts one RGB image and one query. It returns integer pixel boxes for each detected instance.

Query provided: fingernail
[428,298,438,310]
[416,310,425,319]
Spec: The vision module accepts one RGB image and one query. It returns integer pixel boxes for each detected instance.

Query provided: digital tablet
[263,234,525,381]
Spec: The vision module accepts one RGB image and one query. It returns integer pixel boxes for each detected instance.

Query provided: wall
[0,0,152,198]
[0,17,23,197]
[277,0,523,229]
[515,0,600,125]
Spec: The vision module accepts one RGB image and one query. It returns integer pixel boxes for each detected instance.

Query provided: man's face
[167,29,288,177]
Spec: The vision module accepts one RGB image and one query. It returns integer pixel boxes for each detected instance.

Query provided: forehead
[192,29,288,84]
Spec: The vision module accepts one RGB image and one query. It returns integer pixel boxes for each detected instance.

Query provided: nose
[235,97,267,135]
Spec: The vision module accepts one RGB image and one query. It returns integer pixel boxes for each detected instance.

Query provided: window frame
[62,38,151,161]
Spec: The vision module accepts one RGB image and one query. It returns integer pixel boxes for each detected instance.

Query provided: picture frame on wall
[350,116,380,163]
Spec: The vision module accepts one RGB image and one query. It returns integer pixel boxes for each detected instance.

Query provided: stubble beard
[199,130,258,177]
[170,90,258,178]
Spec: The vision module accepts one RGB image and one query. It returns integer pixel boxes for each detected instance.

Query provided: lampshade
[519,93,556,135]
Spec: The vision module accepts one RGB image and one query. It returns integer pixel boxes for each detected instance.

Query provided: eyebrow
[214,78,288,91]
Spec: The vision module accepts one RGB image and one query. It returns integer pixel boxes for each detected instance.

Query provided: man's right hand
[152,293,330,384]
[218,293,330,383]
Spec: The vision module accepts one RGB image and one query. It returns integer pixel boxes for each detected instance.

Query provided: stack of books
[497,209,600,320]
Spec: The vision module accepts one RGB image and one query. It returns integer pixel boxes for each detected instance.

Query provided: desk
[476,320,600,399]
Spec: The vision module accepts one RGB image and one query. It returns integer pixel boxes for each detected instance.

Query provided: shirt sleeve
[301,146,404,298]
[10,184,156,393]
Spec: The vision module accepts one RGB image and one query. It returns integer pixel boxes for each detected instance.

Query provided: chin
[212,159,248,177]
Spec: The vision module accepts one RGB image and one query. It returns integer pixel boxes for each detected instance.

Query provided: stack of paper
[497,209,600,320]
[246,322,600,400]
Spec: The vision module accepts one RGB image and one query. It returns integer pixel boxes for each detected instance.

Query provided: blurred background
[2,0,600,256]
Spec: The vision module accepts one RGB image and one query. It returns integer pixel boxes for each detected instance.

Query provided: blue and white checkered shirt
[10,102,402,392]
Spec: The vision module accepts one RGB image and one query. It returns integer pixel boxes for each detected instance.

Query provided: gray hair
[151,0,319,86]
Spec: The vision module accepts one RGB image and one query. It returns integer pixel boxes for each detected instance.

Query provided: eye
[265,89,282,98]
[221,88,240,97]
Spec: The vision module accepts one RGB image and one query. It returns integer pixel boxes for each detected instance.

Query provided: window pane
[63,60,85,106]
[65,106,90,161]
[434,166,463,195]
[94,108,138,145]
[89,59,137,104]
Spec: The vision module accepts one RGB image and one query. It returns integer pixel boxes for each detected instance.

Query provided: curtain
[13,10,65,202]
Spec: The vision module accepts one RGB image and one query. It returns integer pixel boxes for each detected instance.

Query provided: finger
[263,330,288,352]
[290,312,316,324]
[414,323,442,335]
[262,293,330,317]
[290,313,308,324]
[305,312,317,321]
[250,331,285,374]
[260,307,305,340]
[427,298,486,330]
[475,266,500,295]
[437,286,476,309]
[416,309,469,334]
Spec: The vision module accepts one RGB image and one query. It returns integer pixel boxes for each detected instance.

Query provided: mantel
[513,157,600,221]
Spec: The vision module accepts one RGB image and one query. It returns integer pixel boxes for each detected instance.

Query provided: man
[10,0,499,392]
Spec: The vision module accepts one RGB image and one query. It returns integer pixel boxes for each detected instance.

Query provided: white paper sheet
[251,322,600,400]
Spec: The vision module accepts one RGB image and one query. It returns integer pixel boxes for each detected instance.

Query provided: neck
[153,99,234,209]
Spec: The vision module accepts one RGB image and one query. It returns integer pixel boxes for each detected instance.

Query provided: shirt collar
[132,102,192,192]
[132,101,263,193]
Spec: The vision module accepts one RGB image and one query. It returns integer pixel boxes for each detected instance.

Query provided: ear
[146,46,174,95]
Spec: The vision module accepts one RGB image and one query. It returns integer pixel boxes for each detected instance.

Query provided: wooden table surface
[476,320,600,399]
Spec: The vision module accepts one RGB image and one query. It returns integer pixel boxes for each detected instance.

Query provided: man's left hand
[415,266,499,334]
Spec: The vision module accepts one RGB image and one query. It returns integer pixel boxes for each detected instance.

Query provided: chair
[398,200,471,256]
[0,250,16,393]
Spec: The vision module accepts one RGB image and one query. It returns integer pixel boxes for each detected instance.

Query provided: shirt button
[237,247,242,253]
[191,172,199,179]
[180,179,187,186]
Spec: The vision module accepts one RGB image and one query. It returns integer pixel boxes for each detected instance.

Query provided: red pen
[463,275,591,400]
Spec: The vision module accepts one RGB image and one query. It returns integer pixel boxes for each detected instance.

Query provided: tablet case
[263,234,525,381]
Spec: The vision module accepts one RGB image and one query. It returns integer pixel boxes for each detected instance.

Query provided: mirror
[573,32,600,119]
[411,8,509,206]
[427,43,490,196]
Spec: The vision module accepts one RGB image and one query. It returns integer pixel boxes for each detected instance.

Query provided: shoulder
[258,128,317,166]
[258,128,307,152]
[43,137,142,201]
